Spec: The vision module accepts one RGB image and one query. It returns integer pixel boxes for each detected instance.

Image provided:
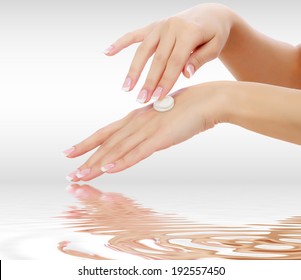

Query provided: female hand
[64,82,227,181]
[104,3,233,103]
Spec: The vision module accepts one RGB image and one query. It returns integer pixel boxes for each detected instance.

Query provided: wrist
[192,81,235,126]
[220,8,245,58]
[214,81,301,145]
[210,81,253,126]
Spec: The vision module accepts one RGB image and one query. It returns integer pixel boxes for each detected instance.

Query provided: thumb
[183,37,220,78]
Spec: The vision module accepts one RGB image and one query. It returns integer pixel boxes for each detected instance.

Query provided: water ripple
[57,184,301,260]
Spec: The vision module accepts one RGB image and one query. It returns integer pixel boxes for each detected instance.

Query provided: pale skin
[64,3,301,182]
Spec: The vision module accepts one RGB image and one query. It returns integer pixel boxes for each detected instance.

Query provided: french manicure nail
[136,89,148,103]
[100,163,115,173]
[151,87,163,101]
[62,146,75,157]
[66,170,78,182]
[76,168,91,178]
[103,45,114,55]
[122,77,132,92]
[186,64,195,78]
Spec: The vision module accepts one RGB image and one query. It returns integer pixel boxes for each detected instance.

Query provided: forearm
[220,9,301,89]
[221,81,301,145]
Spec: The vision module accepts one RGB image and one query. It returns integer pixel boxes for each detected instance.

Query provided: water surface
[1,183,301,260]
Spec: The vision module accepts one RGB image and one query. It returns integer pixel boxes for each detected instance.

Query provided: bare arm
[224,81,301,144]
[220,11,301,89]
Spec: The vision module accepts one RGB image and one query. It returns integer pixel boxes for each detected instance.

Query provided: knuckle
[99,143,112,155]
[127,107,151,123]
[112,142,128,158]
[127,147,142,160]
[193,54,206,67]
[137,42,148,53]
[211,42,221,58]
[73,142,85,152]
[94,127,106,137]
[124,31,140,43]
[160,74,174,86]
[126,108,140,119]
[169,54,183,68]
[154,52,164,63]
[208,40,220,59]
[166,16,182,28]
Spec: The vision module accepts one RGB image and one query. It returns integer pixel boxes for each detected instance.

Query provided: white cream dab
[153,96,175,112]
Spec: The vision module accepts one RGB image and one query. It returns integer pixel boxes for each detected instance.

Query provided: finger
[65,109,144,182]
[104,23,158,56]
[96,131,149,173]
[153,39,193,100]
[104,136,164,174]
[72,109,154,181]
[183,36,220,78]
[66,119,127,159]
[137,31,176,103]
[123,30,160,92]
[64,109,139,160]
[75,127,152,181]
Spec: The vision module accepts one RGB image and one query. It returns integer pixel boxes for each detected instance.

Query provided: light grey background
[0,0,300,187]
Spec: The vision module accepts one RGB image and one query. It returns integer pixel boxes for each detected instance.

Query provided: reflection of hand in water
[59,184,181,260]
[58,184,301,260]
[64,184,160,227]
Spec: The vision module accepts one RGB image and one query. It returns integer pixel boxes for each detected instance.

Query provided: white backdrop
[0,0,300,187]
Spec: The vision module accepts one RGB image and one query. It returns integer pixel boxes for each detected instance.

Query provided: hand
[64,82,227,181]
[104,3,233,103]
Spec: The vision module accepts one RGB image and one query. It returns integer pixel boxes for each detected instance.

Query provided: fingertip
[78,167,105,181]
[62,146,76,157]
[186,64,195,79]
[182,68,189,79]
[103,45,115,55]
[122,77,133,92]
[63,145,86,159]
[106,155,140,174]
[80,172,104,182]
[101,161,125,174]
[66,169,78,181]
[105,165,122,174]
[151,86,164,102]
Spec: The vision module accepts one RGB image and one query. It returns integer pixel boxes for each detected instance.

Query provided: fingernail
[66,170,78,182]
[122,77,132,92]
[151,87,163,101]
[100,163,115,173]
[186,64,195,78]
[136,89,148,103]
[62,146,75,157]
[103,45,114,55]
[76,168,91,178]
